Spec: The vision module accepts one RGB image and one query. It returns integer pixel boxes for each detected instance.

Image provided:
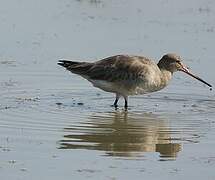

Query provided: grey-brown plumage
[58,54,212,108]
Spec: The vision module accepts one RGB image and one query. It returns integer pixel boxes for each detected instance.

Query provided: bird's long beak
[179,64,212,88]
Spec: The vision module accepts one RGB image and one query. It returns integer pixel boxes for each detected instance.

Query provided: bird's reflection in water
[58,111,181,159]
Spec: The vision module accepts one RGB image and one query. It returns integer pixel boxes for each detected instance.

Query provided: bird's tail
[58,60,93,76]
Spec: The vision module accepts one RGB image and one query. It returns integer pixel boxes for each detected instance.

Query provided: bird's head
[158,53,189,73]
[158,53,212,89]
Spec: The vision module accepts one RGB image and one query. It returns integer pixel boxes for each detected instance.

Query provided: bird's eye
[176,60,180,63]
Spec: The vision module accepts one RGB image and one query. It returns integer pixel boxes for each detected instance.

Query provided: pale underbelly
[89,79,165,96]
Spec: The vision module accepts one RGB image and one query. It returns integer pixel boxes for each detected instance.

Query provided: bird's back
[60,55,156,78]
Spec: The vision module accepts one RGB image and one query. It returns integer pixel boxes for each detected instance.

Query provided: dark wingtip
[57,61,64,66]
[57,60,81,69]
[57,60,70,67]
[58,63,63,66]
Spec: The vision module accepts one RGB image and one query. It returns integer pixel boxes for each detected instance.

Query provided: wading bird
[58,54,212,108]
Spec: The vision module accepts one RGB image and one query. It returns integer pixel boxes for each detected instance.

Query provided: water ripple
[0,79,214,160]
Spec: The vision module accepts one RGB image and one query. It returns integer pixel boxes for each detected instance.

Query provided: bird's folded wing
[87,55,153,82]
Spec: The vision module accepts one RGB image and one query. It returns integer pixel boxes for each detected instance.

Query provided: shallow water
[0,0,215,179]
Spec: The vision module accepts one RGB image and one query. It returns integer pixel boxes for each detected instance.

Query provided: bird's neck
[159,69,172,88]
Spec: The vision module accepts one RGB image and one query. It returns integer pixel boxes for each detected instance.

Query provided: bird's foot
[111,104,118,110]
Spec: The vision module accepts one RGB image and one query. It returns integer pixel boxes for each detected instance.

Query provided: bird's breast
[134,69,171,95]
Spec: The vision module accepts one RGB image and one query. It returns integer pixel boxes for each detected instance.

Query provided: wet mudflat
[0,0,215,179]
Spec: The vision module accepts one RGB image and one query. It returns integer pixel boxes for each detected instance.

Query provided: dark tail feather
[58,60,93,76]
[58,60,81,68]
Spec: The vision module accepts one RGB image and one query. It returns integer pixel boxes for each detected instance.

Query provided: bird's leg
[124,96,128,109]
[113,98,118,107]
[113,94,120,108]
